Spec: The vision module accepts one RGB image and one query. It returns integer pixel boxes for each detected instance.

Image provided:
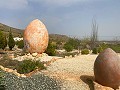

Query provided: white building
[14,37,23,42]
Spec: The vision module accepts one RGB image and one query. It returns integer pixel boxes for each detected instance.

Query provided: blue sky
[0,0,120,40]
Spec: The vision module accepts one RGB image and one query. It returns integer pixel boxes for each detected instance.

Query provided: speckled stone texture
[24,19,49,54]
[94,48,120,89]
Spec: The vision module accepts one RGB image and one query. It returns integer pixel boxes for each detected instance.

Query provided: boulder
[94,48,120,89]
[24,19,49,54]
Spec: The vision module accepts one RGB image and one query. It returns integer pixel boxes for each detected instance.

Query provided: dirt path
[42,55,97,90]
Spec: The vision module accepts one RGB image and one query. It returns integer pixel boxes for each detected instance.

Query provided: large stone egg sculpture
[24,19,49,54]
[94,48,120,89]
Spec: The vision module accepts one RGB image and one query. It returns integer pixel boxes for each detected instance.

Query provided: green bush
[16,60,45,74]
[16,40,24,49]
[108,44,120,53]
[97,46,103,53]
[63,43,73,52]
[45,42,56,56]
[92,48,98,54]
[100,43,108,50]
[81,49,89,55]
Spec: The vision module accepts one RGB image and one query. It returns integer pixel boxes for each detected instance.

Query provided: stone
[12,70,21,77]
[27,53,30,56]
[20,74,26,78]
[6,68,13,73]
[36,54,42,58]
[32,53,38,57]
[94,48,120,89]
[0,65,4,70]
[24,19,49,54]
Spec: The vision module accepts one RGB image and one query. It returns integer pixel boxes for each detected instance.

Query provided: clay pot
[94,48,120,89]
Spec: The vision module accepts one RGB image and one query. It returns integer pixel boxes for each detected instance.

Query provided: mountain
[0,23,23,37]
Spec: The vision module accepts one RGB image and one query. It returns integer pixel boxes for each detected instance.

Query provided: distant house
[14,37,23,42]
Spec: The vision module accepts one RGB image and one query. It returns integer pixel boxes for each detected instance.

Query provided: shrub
[92,48,98,54]
[0,54,19,69]
[16,60,45,74]
[16,40,24,49]
[63,43,73,52]
[97,46,103,53]
[45,42,56,56]
[81,49,89,55]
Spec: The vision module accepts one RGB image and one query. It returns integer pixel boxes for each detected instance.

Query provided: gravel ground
[2,71,61,90]
[44,55,98,90]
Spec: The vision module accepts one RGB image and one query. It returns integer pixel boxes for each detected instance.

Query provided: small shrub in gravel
[81,49,89,55]
[0,54,19,69]
[92,48,98,54]
[16,60,46,74]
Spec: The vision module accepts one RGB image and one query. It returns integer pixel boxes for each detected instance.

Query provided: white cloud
[0,0,28,10]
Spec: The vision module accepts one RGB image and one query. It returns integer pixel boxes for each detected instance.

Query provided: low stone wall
[0,65,26,77]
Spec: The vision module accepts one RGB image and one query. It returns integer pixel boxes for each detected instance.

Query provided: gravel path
[42,55,98,90]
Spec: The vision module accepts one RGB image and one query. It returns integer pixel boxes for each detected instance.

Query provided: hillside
[0,23,70,42]
[49,34,69,43]
[0,23,23,37]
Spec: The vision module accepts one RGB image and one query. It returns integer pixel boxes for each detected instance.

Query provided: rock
[12,70,21,77]
[24,19,49,54]
[44,64,47,67]
[94,48,120,89]
[36,54,42,58]
[27,53,30,56]
[32,53,38,57]
[20,74,26,78]
[0,65,4,70]
[6,68,13,73]
[8,54,14,59]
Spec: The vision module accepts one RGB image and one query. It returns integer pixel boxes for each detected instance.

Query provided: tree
[8,29,15,50]
[0,31,7,50]
[2,34,7,50]
[90,18,98,50]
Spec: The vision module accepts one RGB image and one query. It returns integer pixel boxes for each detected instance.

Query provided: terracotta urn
[94,48,120,89]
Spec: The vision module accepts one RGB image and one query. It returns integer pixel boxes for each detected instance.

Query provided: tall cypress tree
[0,31,7,50]
[2,34,7,50]
[0,31,3,49]
[8,29,15,50]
